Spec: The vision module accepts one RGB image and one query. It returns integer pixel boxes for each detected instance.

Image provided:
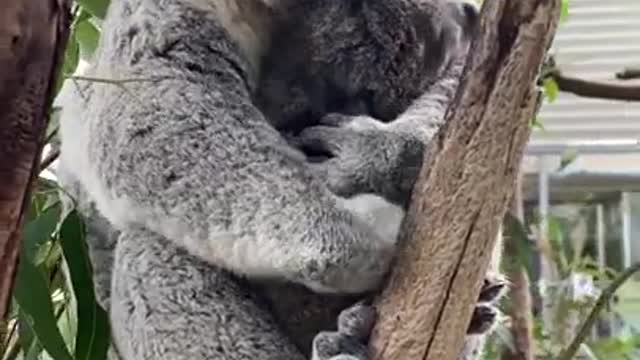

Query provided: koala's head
[256,0,479,132]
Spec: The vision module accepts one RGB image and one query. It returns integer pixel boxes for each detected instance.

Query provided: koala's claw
[312,302,376,360]
[467,304,498,335]
[466,272,507,335]
[478,273,508,303]
[337,301,377,340]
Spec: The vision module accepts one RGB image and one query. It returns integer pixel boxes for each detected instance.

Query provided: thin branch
[552,70,640,102]
[557,263,640,360]
[39,149,60,173]
[616,67,640,80]
[67,75,172,85]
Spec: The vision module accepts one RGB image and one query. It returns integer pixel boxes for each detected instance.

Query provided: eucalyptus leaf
[60,211,110,360]
[13,256,74,360]
[77,0,110,20]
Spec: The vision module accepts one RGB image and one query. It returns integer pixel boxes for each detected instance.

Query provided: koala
[251,0,507,357]
[255,0,479,135]
[56,1,503,360]
[260,60,508,360]
[58,0,395,358]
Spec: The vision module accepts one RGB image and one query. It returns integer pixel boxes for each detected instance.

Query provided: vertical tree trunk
[502,173,535,360]
[369,2,561,360]
[0,0,72,321]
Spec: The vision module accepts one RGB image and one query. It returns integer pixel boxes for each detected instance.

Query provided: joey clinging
[255,0,479,135]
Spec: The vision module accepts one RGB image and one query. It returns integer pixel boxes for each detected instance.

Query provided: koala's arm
[297,59,464,207]
[59,0,397,296]
[385,59,465,143]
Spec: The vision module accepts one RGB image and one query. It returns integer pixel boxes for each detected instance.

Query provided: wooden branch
[369,2,560,360]
[616,67,640,80]
[552,70,640,102]
[0,0,72,320]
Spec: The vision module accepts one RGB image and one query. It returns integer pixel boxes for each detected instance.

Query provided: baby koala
[255,0,479,135]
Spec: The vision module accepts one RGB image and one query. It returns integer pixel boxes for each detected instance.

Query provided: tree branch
[616,67,640,80]
[0,0,72,320]
[552,70,640,102]
[369,2,560,360]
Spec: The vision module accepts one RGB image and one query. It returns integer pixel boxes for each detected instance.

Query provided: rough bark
[0,0,72,320]
[501,174,535,360]
[369,2,561,360]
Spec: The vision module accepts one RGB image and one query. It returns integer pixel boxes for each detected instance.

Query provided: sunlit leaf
[77,0,110,20]
[542,78,559,103]
[560,0,571,22]
[75,18,100,60]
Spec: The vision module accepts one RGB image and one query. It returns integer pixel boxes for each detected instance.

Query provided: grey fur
[256,0,479,134]
[56,0,502,359]
[58,0,393,358]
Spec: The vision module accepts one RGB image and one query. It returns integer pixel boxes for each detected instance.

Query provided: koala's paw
[466,272,508,335]
[312,301,376,360]
[478,272,508,303]
[320,113,387,132]
[467,304,499,335]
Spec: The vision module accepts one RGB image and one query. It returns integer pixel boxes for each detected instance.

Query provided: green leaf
[63,38,80,78]
[530,116,546,131]
[13,255,74,360]
[18,309,45,360]
[77,0,110,20]
[54,37,80,95]
[75,19,100,60]
[560,0,571,22]
[23,204,61,263]
[558,148,578,171]
[59,211,110,360]
[543,78,559,103]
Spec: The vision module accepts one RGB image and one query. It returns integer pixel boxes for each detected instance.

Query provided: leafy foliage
[2,0,111,359]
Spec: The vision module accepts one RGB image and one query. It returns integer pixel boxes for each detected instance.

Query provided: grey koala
[256,0,479,135]
[252,0,507,356]
[56,0,503,360]
[58,0,391,358]
[260,60,507,360]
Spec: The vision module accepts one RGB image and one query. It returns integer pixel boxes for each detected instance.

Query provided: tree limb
[0,0,72,320]
[369,2,560,360]
[552,70,640,102]
[616,67,640,80]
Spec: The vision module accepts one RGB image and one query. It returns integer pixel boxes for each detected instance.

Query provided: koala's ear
[361,0,416,54]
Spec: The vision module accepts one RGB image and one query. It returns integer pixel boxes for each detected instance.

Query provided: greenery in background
[1,0,111,359]
[482,208,640,359]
